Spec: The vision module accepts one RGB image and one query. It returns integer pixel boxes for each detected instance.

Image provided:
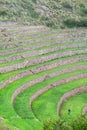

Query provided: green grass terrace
[0,23,87,130]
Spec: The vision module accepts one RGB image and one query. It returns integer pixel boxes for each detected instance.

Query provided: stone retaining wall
[0,49,87,73]
[1,39,86,56]
[0,56,87,89]
[1,30,87,43]
[0,34,87,50]
[11,66,87,105]
[29,74,87,113]
[0,42,87,63]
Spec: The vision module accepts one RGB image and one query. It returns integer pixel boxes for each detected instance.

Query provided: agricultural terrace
[0,23,87,130]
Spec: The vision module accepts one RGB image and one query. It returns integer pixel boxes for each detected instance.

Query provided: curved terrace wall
[57,86,87,115]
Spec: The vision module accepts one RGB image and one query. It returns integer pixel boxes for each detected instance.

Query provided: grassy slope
[0,118,18,130]
[0,0,87,28]
[14,62,87,119]
[31,71,87,120]
[61,92,87,120]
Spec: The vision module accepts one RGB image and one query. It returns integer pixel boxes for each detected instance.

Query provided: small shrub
[63,18,79,27]
[79,18,87,27]
[43,118,64,130]
[79,3,85,8]
[43,115,87,130]
[62,2,72,9]
[0,10,7,16]
[64,17,87,27]
[70,115,87,130]
[81,8,87,14]
[79,8,87,16]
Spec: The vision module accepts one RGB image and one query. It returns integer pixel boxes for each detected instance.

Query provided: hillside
[0,22,87,130]
[1,1,87,130]
[0,0,87,28]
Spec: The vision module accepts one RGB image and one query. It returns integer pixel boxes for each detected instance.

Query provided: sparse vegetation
[0,0,87,28]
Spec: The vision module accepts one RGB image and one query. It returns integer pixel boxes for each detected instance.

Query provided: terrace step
[0,34,87,50]
[1,49,87,73]
[29,73,87,118]
[0,56,87,90]
[0,43,87,63]
[1,39,87,57]
[12,65,87,105]
[1,24,87,130]
[57,86,87,115]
